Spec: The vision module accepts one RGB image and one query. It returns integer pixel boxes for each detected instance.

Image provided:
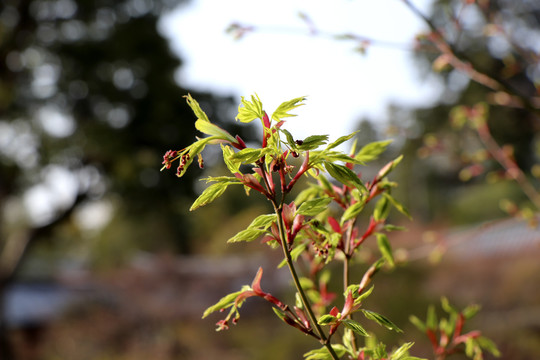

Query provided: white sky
[160,0,441,141]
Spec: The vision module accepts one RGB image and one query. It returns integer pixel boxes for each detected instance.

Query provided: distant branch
[0,192,87,285]
[226,21,417,53]
[401,0,540,114]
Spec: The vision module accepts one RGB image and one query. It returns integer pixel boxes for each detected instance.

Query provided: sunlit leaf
[426,305,437,330]
[298,135,329,150]
[326,131,359,150]
[304,345,347,360]
[222,144,241,174]
[294,186,320,205]
[342,319,370,337]
[362,309,402,332]
[324,162,365,190]
[390,342,426,360]
[230,147,269,164]
[202,290,243,318]
[477,336,501,357]
[272,96,306,121]
[278,243,307,268]
[322,151,364,165]
[281,128,297,149]
[202,176,242,184]
[185,93,209,122]
[318,314,338,325]
[190,182,231,211]
[297,197,332,216]
[227,228,267,243]
[237,94,264,123]
[409,315,426,332]
[384,193,411,219]
[463,303,481,319]
[195,119,236,142]
[341,200,366,223]
[373,195,390,221]
[354,285,374,306]
[228,214,276,243]
[376,233,395,267]
[440,297,457,314]
[355,140,392,163]
[249,214,277,229]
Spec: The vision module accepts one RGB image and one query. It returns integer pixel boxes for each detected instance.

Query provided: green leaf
[342,319,370,337]
[465,337,475,357]
[317,175,335,193]
[409,315,426,332]
[298,135,329,150]
[463,303,481,319]
[426,305,437,330]
[342,329,356,355]
[278,243,307,268]
[362,310,402,332]
[355,140,392,163]
[324,162,365,190]
[376,233,395,267]
[326,131,359,150]
[185,93,209,122]
[190,182,231,211]
[228,214,276,243]
[354,285,374,306]
[272,307,288,321]
[237,94,264,123]
[383,224,407,232]
[299,277,315,290]
[229,147,268,164]
[322,151,364,165]
[195,119,236,142]
[304,346,347,360]
[390,342,416,360]
[227,228,267,243]
[318,314,338,325]
[477,336,501,357]
[384,193,411,219]
[202,290,243,318]
[272,96,306,121]
[304,347,333,360]
[373,195,391,221]
[341,200,366,223]
[440,296,456,314]
[202,176,241,184]
[222,144,241,174]
[249,214,277,229]
[297,197,333,216]
[294,186,320,204]
[281,128,297,149]
[440,318,453,337]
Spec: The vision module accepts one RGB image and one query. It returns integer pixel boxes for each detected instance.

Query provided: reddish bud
[235,135,247,149]
[262,111,270,128]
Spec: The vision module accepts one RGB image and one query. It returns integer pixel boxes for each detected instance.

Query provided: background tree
[0,0,252,357]
[383,0,540,224]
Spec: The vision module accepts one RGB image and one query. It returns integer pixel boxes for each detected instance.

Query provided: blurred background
[0,0,539,359]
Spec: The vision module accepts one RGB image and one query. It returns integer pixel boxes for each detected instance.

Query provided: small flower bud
[198,154,204,169]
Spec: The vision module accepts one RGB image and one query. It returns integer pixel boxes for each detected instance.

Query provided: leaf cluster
[162,94,498,360]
